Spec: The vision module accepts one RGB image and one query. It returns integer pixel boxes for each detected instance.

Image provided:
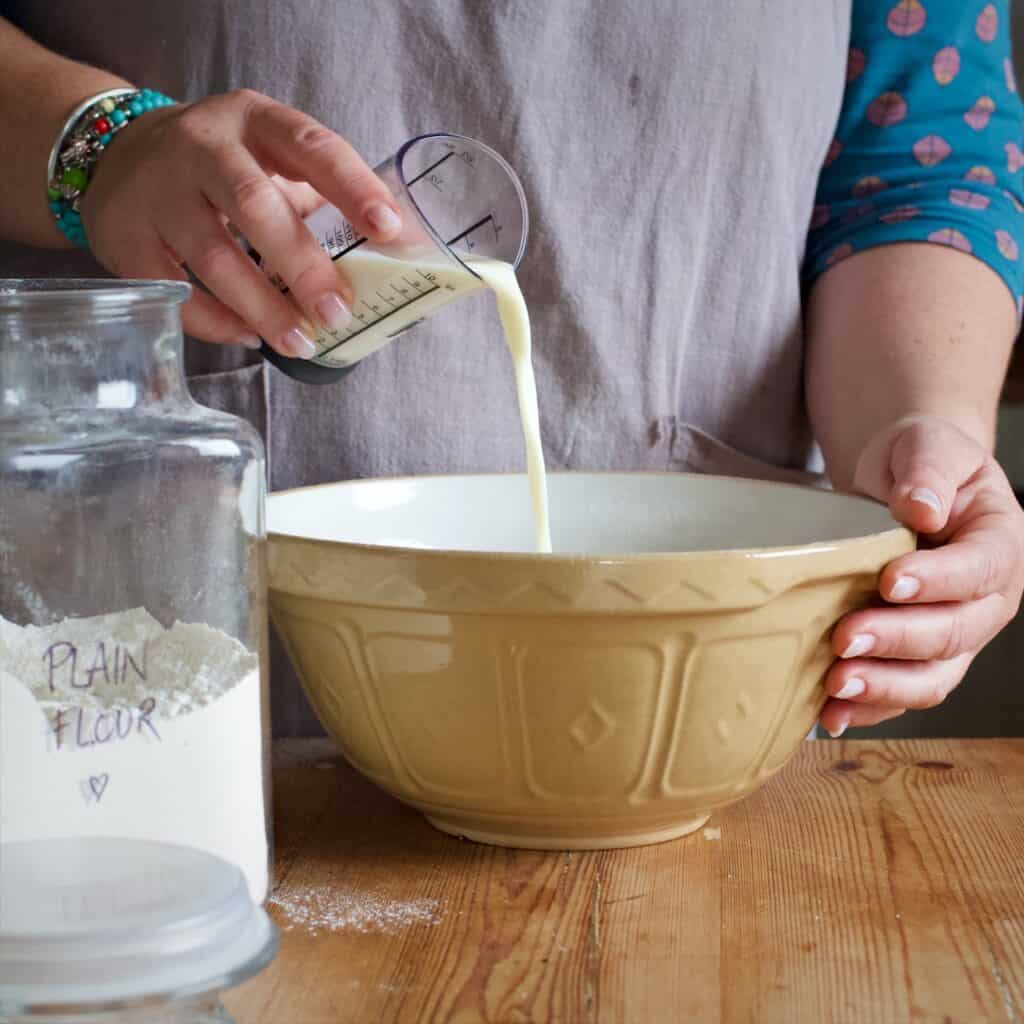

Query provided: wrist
[22,70,131,247]
[881,409,995,454]
[826,410,994,494]
[47,87,176,249]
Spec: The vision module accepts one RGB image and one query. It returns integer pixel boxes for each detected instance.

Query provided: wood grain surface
[225,739,1024,1024]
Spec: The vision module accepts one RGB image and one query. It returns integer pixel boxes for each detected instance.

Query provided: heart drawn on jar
[88,774,110,802]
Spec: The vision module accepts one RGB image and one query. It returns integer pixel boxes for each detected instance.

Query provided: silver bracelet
[46,88,135,185]
[47,86,176,247]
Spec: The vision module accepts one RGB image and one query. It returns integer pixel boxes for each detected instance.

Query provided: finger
[879,530,1019,605]
[886,419,986,534]
[197,147,355,337]
[159,195,319,359]
[182,287,263,348]
[112,237,262,349]
[272,177,326,219]
[832,596,1010,661]
[819,699,906,737]
[822,652,972,709]
[243,98,402,241]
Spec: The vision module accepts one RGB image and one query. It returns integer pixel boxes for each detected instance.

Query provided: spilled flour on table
[270,885,446,936]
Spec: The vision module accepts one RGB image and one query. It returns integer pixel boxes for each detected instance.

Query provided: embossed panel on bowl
[664,631,802,796]
[273,608,394,782]
[516,641,664,801]
[365,629,507,799]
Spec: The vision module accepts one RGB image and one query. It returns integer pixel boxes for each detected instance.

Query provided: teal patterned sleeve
[805,0,1024,317]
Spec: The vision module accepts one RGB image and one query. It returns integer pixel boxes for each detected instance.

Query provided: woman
[1,1,1022,737]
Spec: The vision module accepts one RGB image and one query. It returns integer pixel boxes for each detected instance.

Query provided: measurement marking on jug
[318,280,442,357]
[329,236,369,264]
[406,151,455,188]
[446,215,496,248]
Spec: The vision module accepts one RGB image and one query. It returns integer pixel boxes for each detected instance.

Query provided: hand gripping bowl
[267,473,914,849]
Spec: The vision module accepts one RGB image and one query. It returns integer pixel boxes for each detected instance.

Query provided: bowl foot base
[423,813,711,851]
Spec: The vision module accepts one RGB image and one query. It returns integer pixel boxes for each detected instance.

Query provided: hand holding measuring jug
[250,131,529,383]
[79,88,402,358]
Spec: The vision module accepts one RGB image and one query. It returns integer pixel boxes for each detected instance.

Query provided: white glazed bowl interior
[268,472,898,554]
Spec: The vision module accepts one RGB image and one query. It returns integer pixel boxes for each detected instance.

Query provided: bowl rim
[266,470,914,563]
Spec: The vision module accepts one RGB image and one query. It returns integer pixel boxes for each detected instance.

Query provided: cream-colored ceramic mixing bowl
[268,473,913,849]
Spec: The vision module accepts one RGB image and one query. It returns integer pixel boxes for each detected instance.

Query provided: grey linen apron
[0,0,849,734]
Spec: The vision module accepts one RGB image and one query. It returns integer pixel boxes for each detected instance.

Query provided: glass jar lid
[0,838,277,1015]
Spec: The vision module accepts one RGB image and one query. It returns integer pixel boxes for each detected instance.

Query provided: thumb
[883,418,986,534]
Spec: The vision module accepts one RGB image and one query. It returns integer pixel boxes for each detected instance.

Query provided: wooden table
[226,739,1024,1023]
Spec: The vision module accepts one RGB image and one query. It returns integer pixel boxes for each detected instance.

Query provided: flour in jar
[0,608,269,902]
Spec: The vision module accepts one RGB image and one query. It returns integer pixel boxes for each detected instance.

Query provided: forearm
[805,243,1017,491]
[0,17,129,247]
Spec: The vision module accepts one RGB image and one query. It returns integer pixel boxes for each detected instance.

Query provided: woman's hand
[80,90,402,358]
[819,414,1024,737]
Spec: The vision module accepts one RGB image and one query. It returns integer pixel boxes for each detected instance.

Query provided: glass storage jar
[0,280,271,909]
[0,837,277,1024]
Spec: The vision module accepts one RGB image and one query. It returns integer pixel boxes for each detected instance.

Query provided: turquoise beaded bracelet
[47,88,176,248]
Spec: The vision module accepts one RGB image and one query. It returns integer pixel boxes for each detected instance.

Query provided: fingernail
[365,202,401,238]
[315,292,351,330]
[889,575,921,601]
[281,326,317,360]
[910,487,942,514]
[835,677,866,700]
[827,716,850,739]
[841,634,875,659]
[237,333,263,350]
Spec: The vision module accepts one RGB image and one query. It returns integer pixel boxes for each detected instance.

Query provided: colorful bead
[49,88,174,249]
[59,166,88,190]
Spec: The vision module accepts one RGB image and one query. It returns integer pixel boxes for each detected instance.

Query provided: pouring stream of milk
[472,259,552,554]
[293,244,552,552]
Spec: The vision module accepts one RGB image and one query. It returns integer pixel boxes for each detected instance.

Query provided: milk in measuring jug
[325,251,552,553]
[302,247,485,370]
[257,197,552,552]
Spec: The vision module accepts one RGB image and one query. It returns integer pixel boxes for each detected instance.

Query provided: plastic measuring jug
[254,132,529,384]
